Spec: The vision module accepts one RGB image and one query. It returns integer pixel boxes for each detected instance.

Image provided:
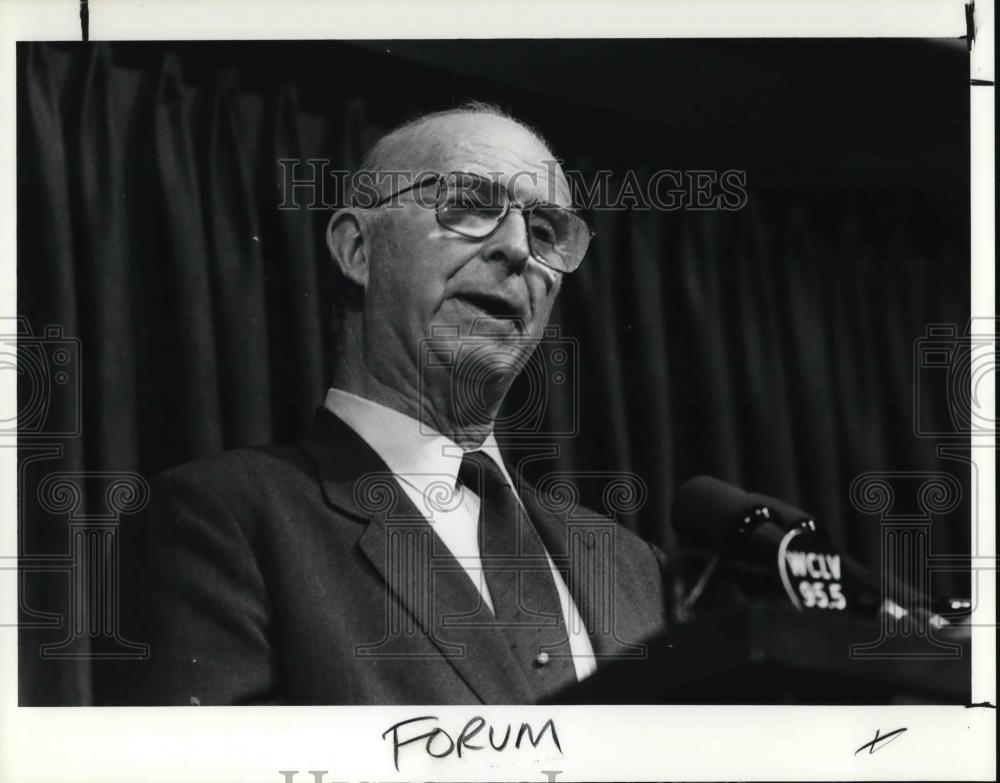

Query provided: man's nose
[482,209,531,274]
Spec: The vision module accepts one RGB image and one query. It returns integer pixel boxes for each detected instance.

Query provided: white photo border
[0,1,994,781]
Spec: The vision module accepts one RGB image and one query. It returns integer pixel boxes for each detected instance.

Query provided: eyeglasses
[361,171,595,274]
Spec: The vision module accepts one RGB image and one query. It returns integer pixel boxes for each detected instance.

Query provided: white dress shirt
[324,387,597,681]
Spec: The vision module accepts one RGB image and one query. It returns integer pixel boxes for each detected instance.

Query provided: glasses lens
[527,205,592,273]
[437,173,507,237]
[436,172,593,273]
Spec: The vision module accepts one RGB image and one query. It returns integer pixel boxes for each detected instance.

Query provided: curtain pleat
[779,213,841,531]
[580,208,635,481]
[153,54,224,459]
[734,214,801,505]
[18,42,90,707]
[76,46,140,473]
[675,213,742,483]
[625,208,675,544]
[266,84,329,437]
[206,70,272,447]
[17,43,970,704]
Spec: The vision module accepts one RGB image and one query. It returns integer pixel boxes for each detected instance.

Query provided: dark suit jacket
[98,408,669,705]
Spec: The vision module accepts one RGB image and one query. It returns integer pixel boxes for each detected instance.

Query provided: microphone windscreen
[671,475,757,546]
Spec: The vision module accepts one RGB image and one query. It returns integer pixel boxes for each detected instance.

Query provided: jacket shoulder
[143,443,331,547]
[154,444,314,500]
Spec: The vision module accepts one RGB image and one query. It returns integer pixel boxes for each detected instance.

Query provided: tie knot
[458,450,509,496]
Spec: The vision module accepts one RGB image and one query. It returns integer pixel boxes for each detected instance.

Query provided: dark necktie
[458,450,576,696]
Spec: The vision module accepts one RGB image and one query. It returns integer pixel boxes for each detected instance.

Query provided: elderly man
[104,104,669,706]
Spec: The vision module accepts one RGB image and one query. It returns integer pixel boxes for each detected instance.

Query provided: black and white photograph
[1,1,995,780]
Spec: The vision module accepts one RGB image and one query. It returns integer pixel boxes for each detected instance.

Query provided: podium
[550,603,971,704]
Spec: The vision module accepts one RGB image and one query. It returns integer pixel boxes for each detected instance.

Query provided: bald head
[357,104,572,207]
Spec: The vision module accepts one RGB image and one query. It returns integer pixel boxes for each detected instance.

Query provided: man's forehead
[447,144,569,202]
[440,119,567,200]
[392,113,572,205]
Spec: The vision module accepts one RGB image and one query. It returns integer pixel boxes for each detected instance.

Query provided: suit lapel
[297,407,532,704]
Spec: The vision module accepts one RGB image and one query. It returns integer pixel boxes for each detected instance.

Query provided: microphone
[671,476,814,543]
[671,476,950,621]
[671,475,785,556]
[670,476,813,612]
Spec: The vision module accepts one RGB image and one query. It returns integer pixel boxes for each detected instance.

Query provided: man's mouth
[452,293,526,320]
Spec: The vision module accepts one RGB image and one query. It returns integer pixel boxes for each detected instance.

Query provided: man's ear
[325,209,369,288]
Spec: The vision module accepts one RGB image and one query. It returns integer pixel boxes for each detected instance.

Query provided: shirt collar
[323,387,514,495]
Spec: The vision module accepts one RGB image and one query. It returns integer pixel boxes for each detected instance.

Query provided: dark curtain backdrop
[17,42,970,705]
